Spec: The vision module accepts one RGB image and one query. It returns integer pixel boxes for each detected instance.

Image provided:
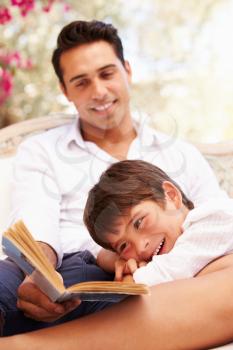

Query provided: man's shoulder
[146,124,197,153]
[18,119,76,150]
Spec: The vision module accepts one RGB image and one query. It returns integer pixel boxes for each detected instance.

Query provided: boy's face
[104,185,189,262]
[60,40,132,132]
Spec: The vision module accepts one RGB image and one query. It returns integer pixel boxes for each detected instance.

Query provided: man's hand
[17,275,81,322]
[115,258,147,281]
[17,241,81,322]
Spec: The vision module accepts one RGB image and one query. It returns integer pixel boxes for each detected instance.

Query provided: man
[0,20,228,337]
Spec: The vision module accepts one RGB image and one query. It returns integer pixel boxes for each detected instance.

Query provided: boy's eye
[134,217,143,230]
[118,241,128,253]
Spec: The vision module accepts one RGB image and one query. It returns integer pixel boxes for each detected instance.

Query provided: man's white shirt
[8,114,226,267]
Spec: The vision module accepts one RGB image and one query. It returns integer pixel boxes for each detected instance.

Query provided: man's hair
[84,160,194,251]
[52,20,125,86]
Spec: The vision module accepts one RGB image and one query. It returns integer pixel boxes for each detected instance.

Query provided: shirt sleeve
[8,137,63,268]
[183,144,227,205]
[133,210,233,286]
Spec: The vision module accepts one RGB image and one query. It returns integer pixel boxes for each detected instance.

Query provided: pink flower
[20,0,35,17]
[0,7,12,25]
[42,0,55,13]
[11,0,24,5]
[11,0,35,17]
[0,69,13,105]
[63,3,71,12]
[0,51,22,67]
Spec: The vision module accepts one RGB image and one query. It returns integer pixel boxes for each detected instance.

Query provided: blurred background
[1,0,233,142]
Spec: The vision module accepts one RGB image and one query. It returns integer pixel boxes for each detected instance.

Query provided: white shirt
[133,198,233,286]
[8,114,226,267]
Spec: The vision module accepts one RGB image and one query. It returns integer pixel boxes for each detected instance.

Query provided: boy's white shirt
[133,198,233,286]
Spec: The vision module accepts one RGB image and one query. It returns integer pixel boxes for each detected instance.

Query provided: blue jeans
[0,250,117,336]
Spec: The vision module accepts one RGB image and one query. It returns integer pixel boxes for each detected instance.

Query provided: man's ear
[123,60,132,83]
[162,181,183,209]
[59,82,70,101]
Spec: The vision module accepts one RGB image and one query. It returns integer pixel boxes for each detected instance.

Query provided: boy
[84,160,233,286]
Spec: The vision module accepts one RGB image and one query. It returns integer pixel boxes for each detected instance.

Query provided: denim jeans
[0,250,117,336]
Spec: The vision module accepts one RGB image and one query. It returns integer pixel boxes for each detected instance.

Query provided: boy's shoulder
[183,198,233,229]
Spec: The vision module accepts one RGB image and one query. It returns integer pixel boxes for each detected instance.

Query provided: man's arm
[10,137,63,266]
[3,255,233,350]
[9,137,82,321]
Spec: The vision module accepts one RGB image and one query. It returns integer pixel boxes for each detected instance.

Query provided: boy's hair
[52,20,125,87]
[84,160,194,251]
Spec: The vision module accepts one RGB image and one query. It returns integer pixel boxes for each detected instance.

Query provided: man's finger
[17,280,65,314]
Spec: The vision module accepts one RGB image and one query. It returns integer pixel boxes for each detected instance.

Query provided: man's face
[60,40,132,131]
[105,194,187,262]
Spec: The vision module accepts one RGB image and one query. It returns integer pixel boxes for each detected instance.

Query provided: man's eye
[134,218,143,230]
[101,71,114,79]
[75,80,87,88]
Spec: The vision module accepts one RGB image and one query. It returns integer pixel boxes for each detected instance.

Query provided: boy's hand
[121,274,135,283]
[115,258,147,281]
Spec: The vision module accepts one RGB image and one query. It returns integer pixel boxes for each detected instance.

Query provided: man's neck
[80,118,137,159]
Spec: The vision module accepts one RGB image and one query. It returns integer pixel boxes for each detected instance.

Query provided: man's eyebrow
[69,73,86,83]
[98,64,116,71]
[69,64,117,83]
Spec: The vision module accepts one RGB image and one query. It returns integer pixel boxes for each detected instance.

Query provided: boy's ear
[162,181,183,209]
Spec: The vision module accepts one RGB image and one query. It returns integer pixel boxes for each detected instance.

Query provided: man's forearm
[37,242,58,268]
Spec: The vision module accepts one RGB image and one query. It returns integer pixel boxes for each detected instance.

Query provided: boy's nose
[135,238,150,260]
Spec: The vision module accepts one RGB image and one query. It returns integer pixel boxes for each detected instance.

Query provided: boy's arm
[96,249,120,273]
[97,250,147,280]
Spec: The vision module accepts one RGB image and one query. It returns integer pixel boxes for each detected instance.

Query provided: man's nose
[91,79,107,100]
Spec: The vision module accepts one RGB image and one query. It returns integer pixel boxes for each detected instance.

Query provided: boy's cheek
[121,251,137,262]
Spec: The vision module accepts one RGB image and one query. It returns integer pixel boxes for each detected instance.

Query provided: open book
[2,221,149,302]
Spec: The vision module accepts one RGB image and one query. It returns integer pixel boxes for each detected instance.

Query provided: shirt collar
[133,112,159,147]
[63,113,158,150]
[62,116,86,150]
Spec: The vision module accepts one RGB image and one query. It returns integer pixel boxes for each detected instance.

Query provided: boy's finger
[122,274,135,283]
[115,260,126,281]
[127,259,138,273]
